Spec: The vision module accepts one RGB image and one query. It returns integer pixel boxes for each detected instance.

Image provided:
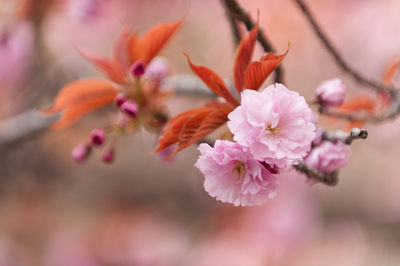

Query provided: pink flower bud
[304,141,351,173]
[71,144,91,163]
[114,94,126,108]
[312,127,324,146]
[130,60,146,77]
[316,78,346,107]
[102,149,114,164]
[120,100,138,118]
[145,57,170,80]
[90,128,105,146]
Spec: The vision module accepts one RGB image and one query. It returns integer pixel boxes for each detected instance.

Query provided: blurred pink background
[1,0,400,265]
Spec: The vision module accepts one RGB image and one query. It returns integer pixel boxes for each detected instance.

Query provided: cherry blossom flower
[228,83,316,168]
[195,140,278,207]
[316,78,346,107]
[304,141,351,173]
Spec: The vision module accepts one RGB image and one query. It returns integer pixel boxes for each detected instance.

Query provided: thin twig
[221,0,284,83]
[294,0,396,95]
[322,127,368,145]
[221,0,242,46]
[294,163,338,186]
[320,94,400,123]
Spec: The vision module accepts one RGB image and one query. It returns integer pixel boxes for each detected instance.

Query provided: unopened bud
[120,100,138,118]
[316,78,346,108]
[90,129,105,146]
[71,144,91,163]
[114,94,126,108]
[130,60,146,77]
[102,148,114,164]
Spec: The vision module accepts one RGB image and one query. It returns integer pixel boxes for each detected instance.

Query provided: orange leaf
[383,58,400,86]
[184,53,239,106]
[233,24,259,94]
[142,20,182,64]
[243,47,288,91]
[113,28,131,71]
[337,94,376,113]
[128,20,183,65]
[155,102,232,154]
[40,79,117,130]
[79,50,126,84]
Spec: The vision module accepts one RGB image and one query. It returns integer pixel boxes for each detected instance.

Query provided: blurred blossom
[145,57,171,81]
[0,22,33,92]
[67,0,105,22]
[44,231,100,266]
[305,141,351,173]
[316,78,346,108]
[0,236,30,266]
[186,173,320,266]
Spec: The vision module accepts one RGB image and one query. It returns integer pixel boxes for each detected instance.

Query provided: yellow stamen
[233,161,246,181]
[266,123,280,135]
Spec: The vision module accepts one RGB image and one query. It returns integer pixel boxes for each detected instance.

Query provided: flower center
[266,123,280,135]
[233,161,246,181]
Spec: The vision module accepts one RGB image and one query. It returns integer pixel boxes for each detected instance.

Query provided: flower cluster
[42,21,182,163]
[196,84,316,206]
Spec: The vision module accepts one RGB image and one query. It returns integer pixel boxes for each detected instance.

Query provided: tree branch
[294,0,396,95]
[294,163,338,186]
[322,127,368,145]
[221,0,284,83]
[221,0,242,47]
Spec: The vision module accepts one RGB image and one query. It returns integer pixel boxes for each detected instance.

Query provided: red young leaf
[40,79,117,130]
[79,50,126,84]
[243,47,288,91]
[233,24,259,94]
[128,20,183,65]
[155,102,232,154]
[383,58,400,86]
[184,53,239,106]
[113,28,131,71]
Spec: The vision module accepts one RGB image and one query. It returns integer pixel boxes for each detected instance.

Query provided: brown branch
[320,94,400,123]
[294,0,396,95]
[294,163,338,186]
[221,0,242,46]
[221,0,284,83]
[296,126,368,185]
[322,127,368,145]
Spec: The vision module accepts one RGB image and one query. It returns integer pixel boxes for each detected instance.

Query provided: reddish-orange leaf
[79,50,126,84]
[142,20,182,64]
[383,58,400,86]
[127,31,144,65]
[113,28,131,71]
[184,53,239,106]
[243,47,288,91]
[40,79,117,129]
[128,20,182,65]
[155,102,232,154]
[233,24,259,94]
[337,94,376,113]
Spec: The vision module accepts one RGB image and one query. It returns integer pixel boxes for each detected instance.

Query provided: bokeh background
[1,0,400,265]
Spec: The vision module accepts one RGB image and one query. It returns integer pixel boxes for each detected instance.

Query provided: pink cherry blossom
[304,141,351,173]
[316,78,346,107]
[227,84,316,168]
[195,140,278,207]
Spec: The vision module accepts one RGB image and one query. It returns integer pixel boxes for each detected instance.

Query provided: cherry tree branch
[221,0,284,83]
[319,92,400,123]
[322,127,368,145]
[294,163,338,186]
[221,0,242,46]
[294,0,397,96]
